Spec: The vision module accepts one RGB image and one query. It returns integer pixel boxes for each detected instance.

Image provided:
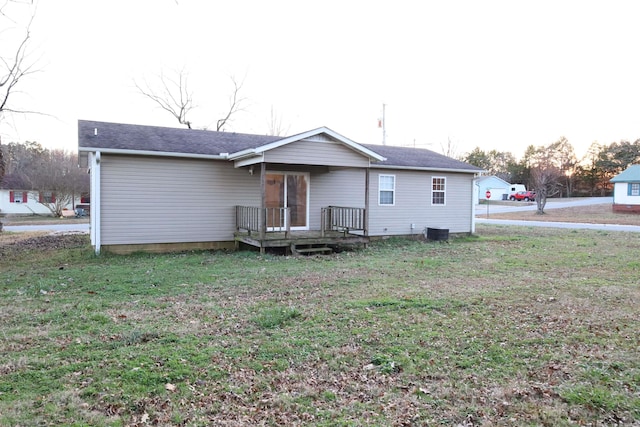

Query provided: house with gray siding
[78,120,483,254]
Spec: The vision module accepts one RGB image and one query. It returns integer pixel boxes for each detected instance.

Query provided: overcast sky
[2,0,639,160]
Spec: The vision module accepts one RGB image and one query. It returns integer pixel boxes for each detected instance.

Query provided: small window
[432,177,446,205]
[630,183,640,196]
[379,175,395,205]
[9,191,27,203]
[40,191,56,203]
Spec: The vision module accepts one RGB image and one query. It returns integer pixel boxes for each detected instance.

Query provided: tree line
[0,141,89,217]
[462,137,640,212]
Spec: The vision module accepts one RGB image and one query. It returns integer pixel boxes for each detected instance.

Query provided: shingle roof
[78,120,483,172]
[610,164,640,182]
[78,120,281,156]
[364,144,483,172]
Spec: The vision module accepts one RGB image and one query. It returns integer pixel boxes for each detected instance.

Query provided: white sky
[2,0,639,160]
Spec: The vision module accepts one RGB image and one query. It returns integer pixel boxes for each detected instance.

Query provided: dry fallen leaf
[165,383,176,392]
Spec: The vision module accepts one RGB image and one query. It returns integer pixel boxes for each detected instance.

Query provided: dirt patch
[0,232,89,257]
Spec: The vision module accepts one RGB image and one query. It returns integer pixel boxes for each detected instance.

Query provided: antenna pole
[382,103,386,145]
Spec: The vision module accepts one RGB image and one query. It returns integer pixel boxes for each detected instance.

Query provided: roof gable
[227,127,385,162]
[611,164,640,182]
[476,175,510,186]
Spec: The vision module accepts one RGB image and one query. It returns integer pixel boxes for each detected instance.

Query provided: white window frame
[378,174,396,206]
[431,176,446,206]
[631,183,640,196]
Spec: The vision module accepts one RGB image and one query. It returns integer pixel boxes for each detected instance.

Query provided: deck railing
[235,206,291,238]
[321,206,366,236]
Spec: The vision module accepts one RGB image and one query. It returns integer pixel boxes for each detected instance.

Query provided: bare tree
[28,149,89,217]
[215,75,246,131]
[531,165,563,214]
[0,137,4,185]
[266,105,289,136]
[440,137,459,159]
[1,141,88,216]
[0,1,39,118]
[135,68,195,129]
[135,70,247,132]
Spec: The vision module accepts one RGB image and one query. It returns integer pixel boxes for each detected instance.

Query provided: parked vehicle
[508,184,526,196]
[510,191,536,201]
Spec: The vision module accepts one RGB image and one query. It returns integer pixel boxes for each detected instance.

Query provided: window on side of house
[629,183,640,196]
[9,191,28,203]
[432,177,446,205]
[379,174,395,206]
[39,191,56,203]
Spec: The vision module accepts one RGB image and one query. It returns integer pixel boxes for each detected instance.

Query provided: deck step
[292,245,333,255]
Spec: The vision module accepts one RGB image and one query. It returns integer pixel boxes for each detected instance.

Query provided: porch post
[260,163,266,245]
[364,168,370,236]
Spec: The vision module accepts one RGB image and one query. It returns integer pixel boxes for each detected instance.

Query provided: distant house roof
[475,175,510,186]
[78,120,483,173]
[610,164,640,183]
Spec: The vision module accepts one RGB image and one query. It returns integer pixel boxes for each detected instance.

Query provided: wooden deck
[234,230,369,254]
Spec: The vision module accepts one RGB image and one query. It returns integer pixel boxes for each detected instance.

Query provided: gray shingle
[363,143,483,171]
[78,120,483,172]
[78,120,281,155]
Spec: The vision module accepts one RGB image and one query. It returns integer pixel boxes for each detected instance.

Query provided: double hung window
[432,177,446,205]
[379,175,395,205]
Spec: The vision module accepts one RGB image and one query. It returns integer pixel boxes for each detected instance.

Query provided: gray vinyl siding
[308,168,366,229]
[264,140,369,167]
[100,155,260,245]
[368,170,474,236]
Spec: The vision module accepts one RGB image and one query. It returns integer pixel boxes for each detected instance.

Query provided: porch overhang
[230,152,265,168]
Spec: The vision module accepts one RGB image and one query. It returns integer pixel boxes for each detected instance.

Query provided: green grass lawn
[1,225,639,426]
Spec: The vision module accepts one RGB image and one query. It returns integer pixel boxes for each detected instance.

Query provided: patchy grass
[0,226,639,426]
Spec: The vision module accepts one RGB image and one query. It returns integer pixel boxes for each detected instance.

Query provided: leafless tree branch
[135,68,195,129]
[216,76,247,131]
[267,105,289,136]
[0,5,38,118]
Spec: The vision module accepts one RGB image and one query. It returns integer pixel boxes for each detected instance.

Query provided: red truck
[510,191,536,201]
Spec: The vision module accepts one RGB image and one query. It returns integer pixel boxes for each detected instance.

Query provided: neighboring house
[0,189,76,215]
[610,164,640,213]
[78,120,484,254]
[474,176,510,204]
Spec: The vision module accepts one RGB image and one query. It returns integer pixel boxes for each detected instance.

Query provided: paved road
[2,223,89,234]
[476,196,640,233]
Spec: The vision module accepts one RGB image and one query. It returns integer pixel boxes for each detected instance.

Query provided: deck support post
[260,163,266,240]
[364,168,370,237]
